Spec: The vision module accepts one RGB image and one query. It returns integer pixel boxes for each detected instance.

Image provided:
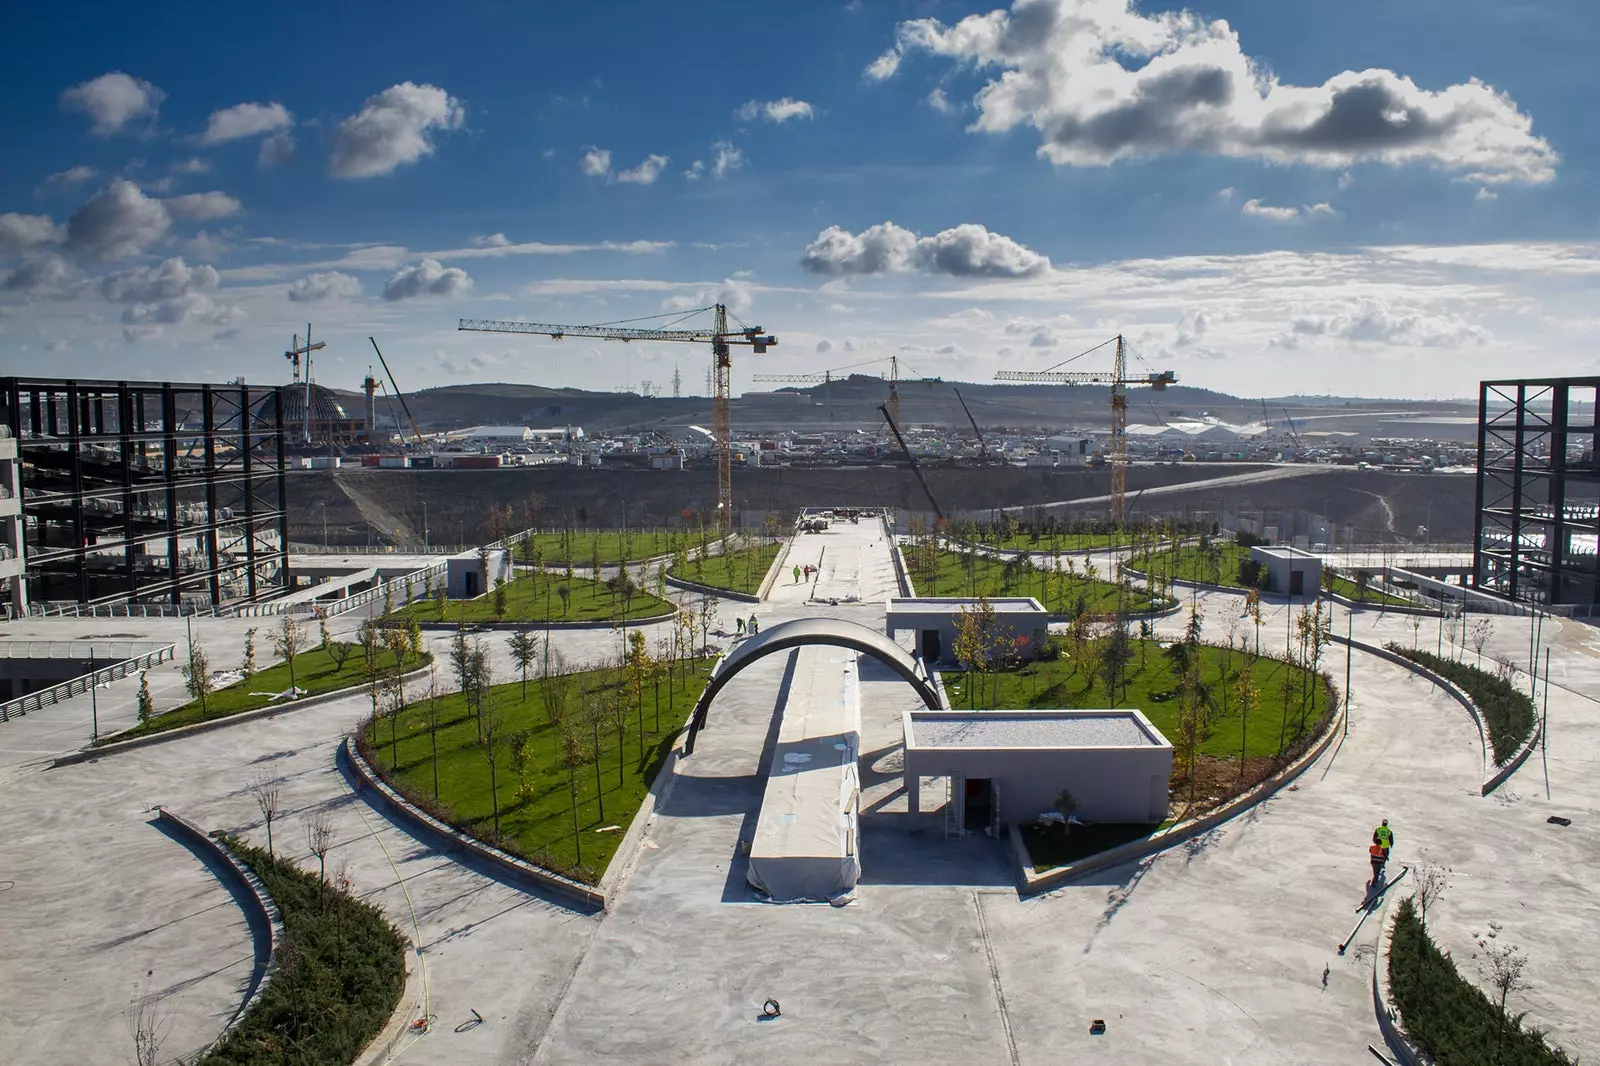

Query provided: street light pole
[89,650,98,743]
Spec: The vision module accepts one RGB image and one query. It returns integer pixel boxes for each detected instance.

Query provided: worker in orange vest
[1369,840,1387,883]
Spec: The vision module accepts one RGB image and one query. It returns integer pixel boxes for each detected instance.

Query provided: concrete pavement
[1,527,1596,1064]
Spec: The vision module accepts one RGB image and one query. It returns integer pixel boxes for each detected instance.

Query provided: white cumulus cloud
[470,232,512,247]
[201,101,293,145]
[63,180,171,262]
[712,141,744,178]
[867,0,1557,184]
[0,213,63,254]
[288,271,362,303]
[259,132,296,168]
[164,191,241,222]
[617,153,669,184]
[580,147,612,177]
[60,72,164,136]
[40,165,98,191]
[734,97,815,123]
[330,82,464,179]
[382,257,471,300]
[99,256,218,303]
[1241,198,1300,222]
[801,221,1050,278]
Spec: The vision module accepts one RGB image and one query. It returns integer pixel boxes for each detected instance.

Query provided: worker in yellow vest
[1374,819,1394,858]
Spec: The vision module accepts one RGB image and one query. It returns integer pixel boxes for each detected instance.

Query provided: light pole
[321,502,328,548]
[423,501,430,550]
[88,650,97,743]
[1344,610,1352,738]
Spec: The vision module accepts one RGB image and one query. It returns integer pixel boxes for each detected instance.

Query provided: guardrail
[0,642,176,723]
[19,600,220,619]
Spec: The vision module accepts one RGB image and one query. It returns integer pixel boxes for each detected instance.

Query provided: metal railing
[19,600,218,620]
[0,642,177,723]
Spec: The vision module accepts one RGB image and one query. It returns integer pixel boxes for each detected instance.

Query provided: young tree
[272,615,305,695]
[1475,922,1531,1063]
[406,615,425,662]
[327,635,353,671]
[127,985,172,1066]
[383,624,410,669]
[561,723,586,867]
[249,775,282,858]
[361,621,386,745]
[136,671,155,725]
[182,643,214,715]
[1469,615,1494,666]
[952,599,992,709]
[381,581,394,617]
[433,578,449,621]
[696,595,719,655]
[508,629,538,699]
[1409,612,1424,650]
[557,583,571,618]
[317,609,332,650]
[493,580,509,619]
[305,813,335,908]
[240,626,258,678]
[580,676,608,823]
[424,677,442,799]
[1234,661,1259,779]
[479,686,505,835]
[1053,787,1080,836]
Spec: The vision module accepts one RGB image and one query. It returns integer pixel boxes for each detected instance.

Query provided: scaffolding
[1472,376,1600,611]
[0,377,291,612]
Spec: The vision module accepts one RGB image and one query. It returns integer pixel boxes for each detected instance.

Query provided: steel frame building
[0,377,290,613]
[1473,376,1600,611]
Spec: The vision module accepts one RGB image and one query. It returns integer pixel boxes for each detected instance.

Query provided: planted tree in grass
[479,682,505,836]
[557,583,571,618]
[508,629,538,698]
[696,595,718,655]
[136,671,154,725]
[424,678,442,800]
[406,615,425,661]
[561,724,586,867]
[317,609,332,650]
[433,579,448,621]
[1235,661,1259,779]
[272,615,305,696]
[1476,922,1531,1064]
[579,678,608,823]
[383,624,410,670]
[249,775,282,858]
[606,689,630,785]
[327,636,353,672]
[240,626,258,679]
[360,622,385,747]
[182,643,214,716]
[493,580,508,620]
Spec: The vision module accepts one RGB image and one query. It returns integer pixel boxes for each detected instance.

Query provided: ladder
[945,775,963,839]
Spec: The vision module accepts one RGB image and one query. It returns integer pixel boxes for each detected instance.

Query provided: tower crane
[994,334,1175,525]
[460,305,775,533]
[753,353,941,421]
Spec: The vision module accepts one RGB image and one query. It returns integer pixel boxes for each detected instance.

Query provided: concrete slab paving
[2,526,1597,1064]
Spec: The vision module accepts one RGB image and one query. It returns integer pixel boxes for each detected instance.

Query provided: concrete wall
[905,745,1171,824]
[446,549,510,599]
[1252,546,1322,598]
[886,605,1048,667]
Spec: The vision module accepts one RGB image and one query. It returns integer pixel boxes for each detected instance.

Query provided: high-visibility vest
[1375,826,1393,849]
[1370,843,1386,860]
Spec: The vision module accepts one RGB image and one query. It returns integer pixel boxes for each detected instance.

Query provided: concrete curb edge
[664,574,760,604]
[353,947,427,1066]
[342,735,606,911]
[53,663,434,767]
[419,611,677,632]
[1018,699,1346,895]
[153,808,283,1050]
[1372,889,1423,1066]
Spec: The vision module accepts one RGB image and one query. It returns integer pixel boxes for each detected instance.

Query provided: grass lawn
[668,541,783,596]
[363,659,714,883]
[202,839,406,1066]
[908,547,1170,615]
[943,639,1333,762]
[518,528,685,566]
[1017,821,1167,872]
[1134,540,1411,606]
[113,642,430,741]
[390,570,672,625]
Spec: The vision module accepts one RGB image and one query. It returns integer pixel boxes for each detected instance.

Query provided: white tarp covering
[746,645,862,902]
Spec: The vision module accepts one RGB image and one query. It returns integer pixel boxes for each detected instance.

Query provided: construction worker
[1374,819,1394,858]
[1369,840,1387,883]
[793,565,801,584]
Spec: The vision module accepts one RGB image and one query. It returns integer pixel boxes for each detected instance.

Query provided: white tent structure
[746,646,862,902]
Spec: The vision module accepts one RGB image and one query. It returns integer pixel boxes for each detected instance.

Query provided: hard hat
[1382,818,1389,826]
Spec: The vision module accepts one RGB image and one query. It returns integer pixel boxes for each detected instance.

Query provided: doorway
[465,571,479,597]
[963,778,993,832]
[921,629,942,664]
[1289,569,1304,596]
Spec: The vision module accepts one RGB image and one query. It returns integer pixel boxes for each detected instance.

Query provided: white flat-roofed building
[903,709,1172,835]
[885,596,1049,666]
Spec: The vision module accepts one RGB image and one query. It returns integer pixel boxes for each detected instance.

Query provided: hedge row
[1384,645,1536,763]
[202,840,406,1066]
[1389,897,1573,1065]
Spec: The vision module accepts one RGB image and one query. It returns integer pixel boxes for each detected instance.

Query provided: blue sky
[2,0,1597,399]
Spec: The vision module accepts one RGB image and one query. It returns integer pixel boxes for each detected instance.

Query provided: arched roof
[683,617,942,755]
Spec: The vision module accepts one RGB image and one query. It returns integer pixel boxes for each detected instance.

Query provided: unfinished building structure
[1473,376,1600,612]
[0,377,290,613]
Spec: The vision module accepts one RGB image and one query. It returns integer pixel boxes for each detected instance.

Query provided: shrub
[1237,557,1263,589]
[1388,896,1573,1065]
[202,839,405,1065]
[1235,530,1268,548]
[1385,644,1536,763]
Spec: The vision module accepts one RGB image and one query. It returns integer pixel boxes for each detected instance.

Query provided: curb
[757,537,792,602]
[52,663,435,767]
[664,574,760,604]
[154,808,282,1047]
[342,736,606,911]
[1018,698,1345,895]
[419,611,677,632]
[596,708,698,901]
[1372,889,1423,1066]
[354,945,427,1066]
[1329,636,1536,795]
